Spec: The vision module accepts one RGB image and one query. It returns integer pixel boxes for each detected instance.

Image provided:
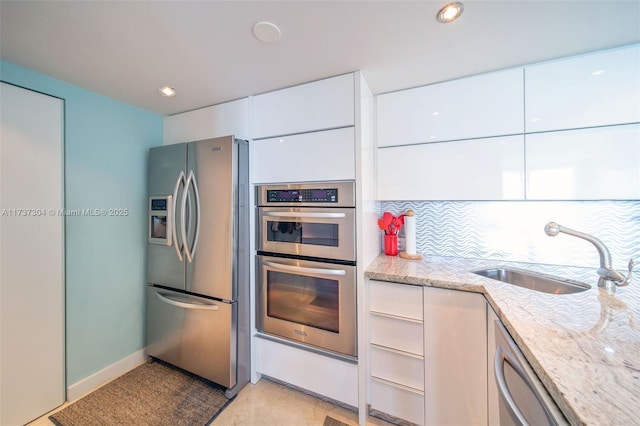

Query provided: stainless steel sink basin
[472,268,590,294]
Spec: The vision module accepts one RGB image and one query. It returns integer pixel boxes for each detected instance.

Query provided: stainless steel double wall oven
[257,181,357,359]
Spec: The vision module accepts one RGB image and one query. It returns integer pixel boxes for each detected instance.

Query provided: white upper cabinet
[377,68,524,147]
[526,123,640,200]
[525,45,640,132]
[163,98,249,144]
[252,127,355,184]
[251,74,355,139]
[377,135,525,200]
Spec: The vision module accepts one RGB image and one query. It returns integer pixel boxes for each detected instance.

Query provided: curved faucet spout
[544,222,634,291]
[544,222,612,269]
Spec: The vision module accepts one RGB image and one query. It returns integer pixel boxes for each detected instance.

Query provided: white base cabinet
[423,286,488,426]
[369,280,425,425]
[368,281,488,426]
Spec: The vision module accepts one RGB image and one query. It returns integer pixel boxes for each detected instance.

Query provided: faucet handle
[597,258,635,287]
[616,258,635,287]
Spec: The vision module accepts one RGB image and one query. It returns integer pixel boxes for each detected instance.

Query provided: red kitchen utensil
[378,212,405,235]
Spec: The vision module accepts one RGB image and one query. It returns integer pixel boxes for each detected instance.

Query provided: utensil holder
[384,233,398,256]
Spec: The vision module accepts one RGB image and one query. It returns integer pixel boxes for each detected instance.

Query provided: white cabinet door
[163,98,249,144]
[377,68,524,147]
[1,83,65,425]
[526,124,640,200]
[251,127,355,183]
[525,45,640,132]
[377,135,525,200]
[423,287,487,426]
[251,74,354,139]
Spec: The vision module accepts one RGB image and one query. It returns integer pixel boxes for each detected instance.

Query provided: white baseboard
[66,349,147,402]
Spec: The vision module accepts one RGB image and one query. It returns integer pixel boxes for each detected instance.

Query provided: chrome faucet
[544,222,634,291]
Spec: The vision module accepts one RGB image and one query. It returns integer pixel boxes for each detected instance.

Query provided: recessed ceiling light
[253,21,281,43]
[158,86,176,97]
[437,2,464,23]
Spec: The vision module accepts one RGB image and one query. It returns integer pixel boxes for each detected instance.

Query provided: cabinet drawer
[370,345,424,391]
[370,313,423,356]
[370,378,425,426]
[370,280,422,320]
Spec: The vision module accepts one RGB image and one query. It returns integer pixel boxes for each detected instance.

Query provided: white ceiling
[1,0,639,116]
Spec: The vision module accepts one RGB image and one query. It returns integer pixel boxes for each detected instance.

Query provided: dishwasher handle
[495,345,556,426]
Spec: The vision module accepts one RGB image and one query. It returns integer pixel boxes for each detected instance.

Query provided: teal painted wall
[1,61,162,385]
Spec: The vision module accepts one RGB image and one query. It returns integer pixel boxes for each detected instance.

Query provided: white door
[1,82,65,425]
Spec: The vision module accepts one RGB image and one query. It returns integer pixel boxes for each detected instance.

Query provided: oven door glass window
[266,221,339,247]
[266,270,339,333]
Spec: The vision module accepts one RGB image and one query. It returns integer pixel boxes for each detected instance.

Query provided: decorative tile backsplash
[381,201,640,270]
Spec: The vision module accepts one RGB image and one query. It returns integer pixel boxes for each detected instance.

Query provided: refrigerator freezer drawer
[146,286,237,389]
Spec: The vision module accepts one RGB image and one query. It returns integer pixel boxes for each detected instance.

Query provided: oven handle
[263,260,347,276]
[262,211,346,219]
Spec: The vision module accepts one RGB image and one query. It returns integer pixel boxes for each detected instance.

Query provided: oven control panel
[266,188,338,203]
[258,181,355,208]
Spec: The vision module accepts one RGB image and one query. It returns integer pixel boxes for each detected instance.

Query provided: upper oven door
[258,207,356,262]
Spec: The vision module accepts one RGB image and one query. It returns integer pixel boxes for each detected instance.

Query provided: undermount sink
[472,268,591,294]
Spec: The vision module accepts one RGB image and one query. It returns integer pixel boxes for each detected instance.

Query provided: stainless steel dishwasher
[494,321,568,426]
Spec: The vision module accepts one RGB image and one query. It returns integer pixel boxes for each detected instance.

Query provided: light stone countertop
[365,254,640,426]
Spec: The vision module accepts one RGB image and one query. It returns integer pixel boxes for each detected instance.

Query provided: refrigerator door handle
[190,170,201,260]
[181,170,200,263]
[155,291,220,311]
[172,171,186,262]
[263,260,347,276]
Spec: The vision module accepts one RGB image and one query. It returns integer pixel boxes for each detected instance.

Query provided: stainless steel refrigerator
[145,135,249,398]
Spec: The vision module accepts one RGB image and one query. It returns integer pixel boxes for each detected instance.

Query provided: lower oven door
[257,255,357,358]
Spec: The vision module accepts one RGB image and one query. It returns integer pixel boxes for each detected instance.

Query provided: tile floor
[28,377,391,426]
